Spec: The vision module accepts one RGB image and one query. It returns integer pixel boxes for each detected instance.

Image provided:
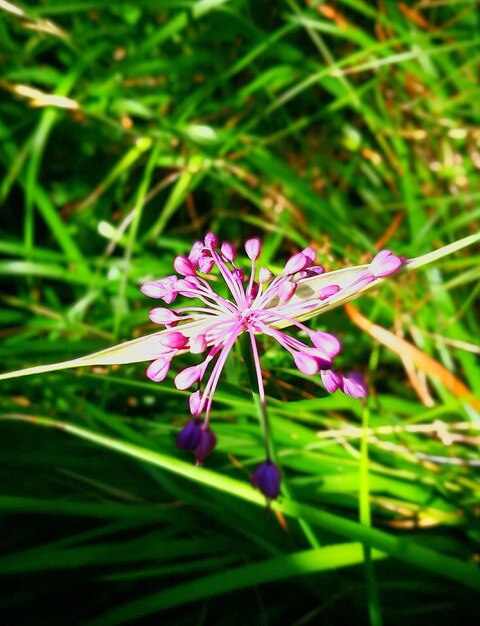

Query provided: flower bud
[294,352,321,375]
[321,369,342,393]
[198,254,215,274]
[149,308,179,325]
[174,366,201,390]
[259,266,273,284]
[251,460,281,499]
[190,334,207,354]
[311,331,341,358]
[245,237,261,261]
[189,390,203,415]
[278,280,296,303]
[204,232,218,247]
[341,372,367,398]
[188,241,205,264]
[221,241,236,263]
[195,428,217,465]
[146,357,171,382]
[283,252,308,275]
[159,331,188,349]
[369,250,405,278]
[176,419,202,450]
[174,256,197,277]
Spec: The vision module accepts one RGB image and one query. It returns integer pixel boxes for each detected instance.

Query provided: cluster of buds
[141,233,404,501]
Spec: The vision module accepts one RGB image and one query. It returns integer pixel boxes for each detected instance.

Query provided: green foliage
[0,1,479,624]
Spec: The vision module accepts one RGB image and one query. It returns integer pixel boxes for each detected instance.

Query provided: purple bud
[311,331,341,358]
[283,252,308,275]
[369,250,405,278]
[176,419,202,450]
[251,460,281,500]
[174,366,201,390]
[278,280,296,303]
[159,331,188,349]
[149,308,179,325]
[318,284,341,300]
[174,256,197,277]
[321,369,342,393]
[259,266,273,284]
[198,254,215,274]
[190,334,207,354]
[204,232,219,248]
[294,352,321,375]
[189,389,203,416]
[341,372,367,398]
[220,241,236,263]
[146,357,171,382]
[245,237,261,261]
[188,241,205,264]
[195,427,217,465]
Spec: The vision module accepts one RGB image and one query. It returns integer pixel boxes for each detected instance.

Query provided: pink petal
[146,357,171,382]
[174,366,201,390]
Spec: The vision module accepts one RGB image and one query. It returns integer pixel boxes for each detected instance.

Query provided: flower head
[141,234,404,500]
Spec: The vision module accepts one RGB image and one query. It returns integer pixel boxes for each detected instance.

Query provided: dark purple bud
[176,419,202,450]
[195,428,217,465]
[251,460,281,500]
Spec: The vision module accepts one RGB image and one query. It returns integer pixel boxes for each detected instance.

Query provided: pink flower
[141,233,404,498]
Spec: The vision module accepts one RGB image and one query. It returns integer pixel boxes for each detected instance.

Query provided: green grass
[1,1,479,625]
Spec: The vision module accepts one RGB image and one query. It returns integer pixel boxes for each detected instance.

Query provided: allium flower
[141,233,405,501]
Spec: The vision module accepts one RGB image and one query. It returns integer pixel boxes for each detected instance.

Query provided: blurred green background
[1,1,479,625]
